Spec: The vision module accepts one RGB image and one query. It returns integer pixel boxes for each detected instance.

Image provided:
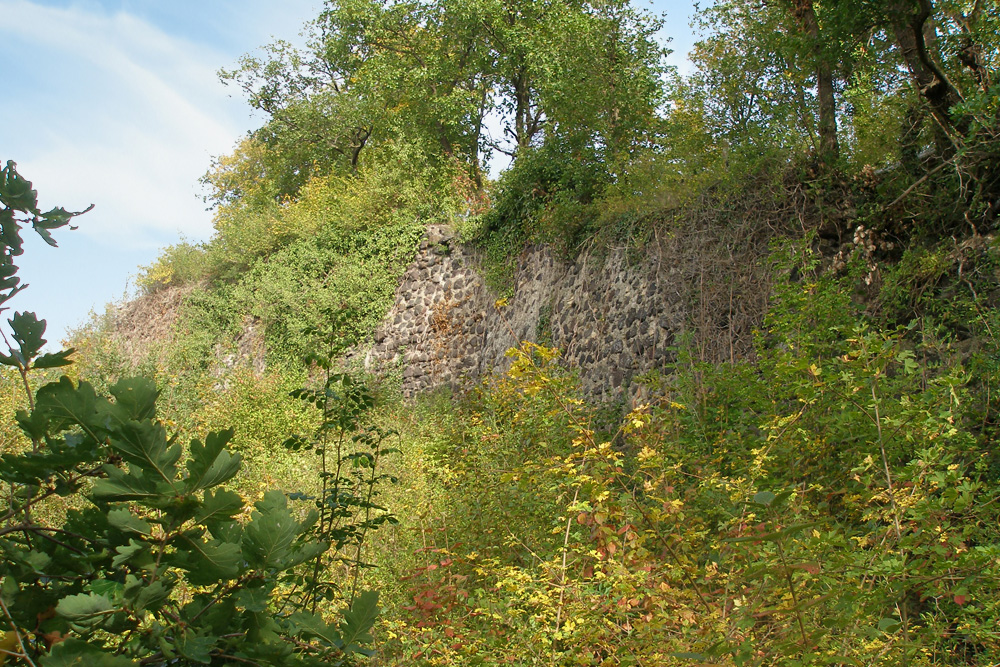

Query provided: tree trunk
[514,65,532,153]
[792,0,840,168]
[887,0,965,141]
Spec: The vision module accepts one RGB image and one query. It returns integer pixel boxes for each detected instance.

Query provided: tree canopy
[217,0,669,198]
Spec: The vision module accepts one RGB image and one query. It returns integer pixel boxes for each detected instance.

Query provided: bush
[372,239,1000,665]
[471,142,610,293]
[231,222,425,366]
[135,239,211,294]
[205,140,476,281]
[190,367,320,500]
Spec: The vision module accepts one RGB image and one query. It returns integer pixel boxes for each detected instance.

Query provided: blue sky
[0,0,700,348]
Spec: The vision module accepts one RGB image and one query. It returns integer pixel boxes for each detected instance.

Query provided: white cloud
[0,0,320,344]
[0,0,248,247]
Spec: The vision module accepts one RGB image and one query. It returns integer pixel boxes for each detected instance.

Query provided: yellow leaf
[0,630,20,665]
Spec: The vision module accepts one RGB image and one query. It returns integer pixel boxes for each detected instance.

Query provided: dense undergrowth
[364,240,1000,665]
[5,0,1000,663]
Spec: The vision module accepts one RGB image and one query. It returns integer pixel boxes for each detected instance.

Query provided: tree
[528,0,668,164]
[220,0,668,197]
[787,0,841,166]
[877,0,999,149]
[222,0,492,188]
[691,0,1000,162]
[220,36,376,185]
[688,1,817,154]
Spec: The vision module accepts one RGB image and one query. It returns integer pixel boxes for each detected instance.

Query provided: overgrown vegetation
[0,163,390,665]
[10,0,1000,664]
[367,235,1000,665]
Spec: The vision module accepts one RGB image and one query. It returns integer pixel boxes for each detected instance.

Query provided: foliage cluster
[0,163,396,665]
[219,0,667,191]
[372,238,1000,665]
[472,0,1000,292]
[139,141,468,292]
[42,0,1000,665]
[192,0,669,295]
[127,144,467,420]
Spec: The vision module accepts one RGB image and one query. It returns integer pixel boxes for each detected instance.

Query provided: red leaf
[791,562,821,575]
[954,594,967,606]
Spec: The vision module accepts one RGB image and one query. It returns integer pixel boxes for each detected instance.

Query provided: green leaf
[107,420,180,484]
[36,206,75,226]
[288,610,343,646]
[24,549,53,574]
[33,348,75,369]
[112,539,153,569]
[877,617,901,633]
[30,376,101,435]
[339,590,380,655]
[107,508,151,536]
[243,491,298,569]
[124,576,169,614]
[108,378,159,422]
[40,638,137,666]
[92,466,160,502]
[235,586,271,613]
[56,592,113,628]
[14,404,49,442]
[8,311,46,363]
[90,579,124,601]
[253,489,288,514]
[210,519,244,545]
[0,210,24,259]
[32,224,58,247]
[770,490,794,508]
[175,536,242,585]
[752,491,776,506]
[281,540,329,571]
[175,633,218,664]
[185,429,240,492]
[194,489,244,526]
[35,204,90,242]
[1,161,39,214]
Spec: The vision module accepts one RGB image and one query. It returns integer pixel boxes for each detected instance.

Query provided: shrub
[135,240,211,294]
[205,140,475,280]
[471,142,610,293]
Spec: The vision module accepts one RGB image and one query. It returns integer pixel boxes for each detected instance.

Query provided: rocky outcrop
[100,284,267,382]
[365,225,689,400]
[100,284,193,366]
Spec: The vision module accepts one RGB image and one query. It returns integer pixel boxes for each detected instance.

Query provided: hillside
[3,0,1000,665]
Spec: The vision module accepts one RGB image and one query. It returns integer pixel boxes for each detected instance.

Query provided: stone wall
[364,224,690,401]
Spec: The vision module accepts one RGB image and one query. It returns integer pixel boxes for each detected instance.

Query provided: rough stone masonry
[364,224,689,401]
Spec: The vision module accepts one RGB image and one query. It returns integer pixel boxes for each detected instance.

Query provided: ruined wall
[364,225,690,400]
